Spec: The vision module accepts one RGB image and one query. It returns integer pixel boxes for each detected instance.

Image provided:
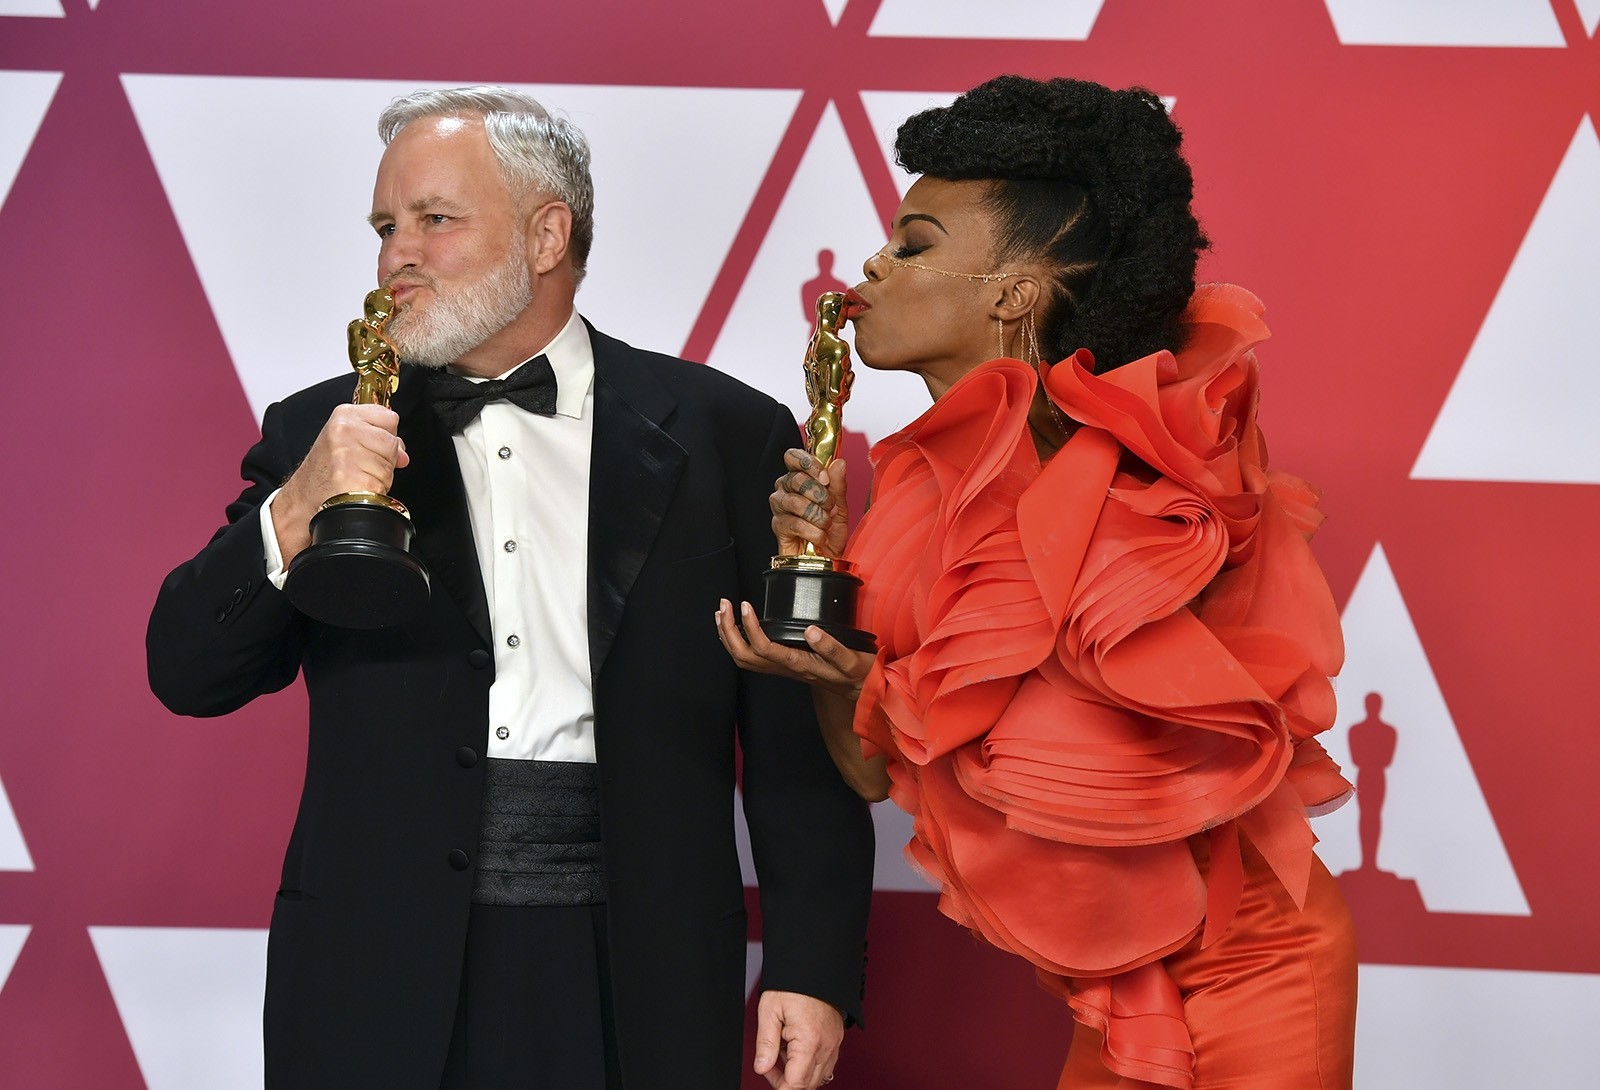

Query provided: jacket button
[447,849,470,871]
[467,649,491,669]
[455,747,478,768]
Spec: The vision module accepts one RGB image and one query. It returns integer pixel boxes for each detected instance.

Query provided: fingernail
[805,628,821,644]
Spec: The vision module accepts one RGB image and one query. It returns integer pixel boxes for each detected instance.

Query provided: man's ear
[526,200,573,276]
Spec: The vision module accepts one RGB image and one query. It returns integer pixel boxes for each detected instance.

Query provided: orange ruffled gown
[845,285,1357,1089]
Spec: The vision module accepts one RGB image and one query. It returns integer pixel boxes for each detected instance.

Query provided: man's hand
[753,990,844,1089]
[271,403,409,565]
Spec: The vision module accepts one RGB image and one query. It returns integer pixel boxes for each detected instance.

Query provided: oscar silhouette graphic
[802,248,846,326]
[1337,691,1425,913]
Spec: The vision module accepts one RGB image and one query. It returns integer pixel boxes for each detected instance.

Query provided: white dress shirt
[262,309,597,762]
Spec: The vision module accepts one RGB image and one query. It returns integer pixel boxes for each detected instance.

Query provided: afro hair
[895,75,1209,371]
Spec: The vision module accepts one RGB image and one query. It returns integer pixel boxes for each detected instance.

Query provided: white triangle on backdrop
[1315,544,1529,915]
[866,801,935,893]
[90,926,268,1090]
[860,90,960,197]
[122,75,800,420]
[1413,115,1600,484]
[0,1,63,15]
[704,101,929,448]
[734,786,759,888]
[820,0,849,26]
[1322,0,1564,46]
[0,775,32,871]
[745,941,763,1000]
[1353,965,1600,1086]
[0,70,62,215]
[1579,0,1600,36]
[0,926,28,994]
[870,0,1105,40]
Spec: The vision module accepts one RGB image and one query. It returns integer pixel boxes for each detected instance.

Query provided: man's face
[368,115,531,367]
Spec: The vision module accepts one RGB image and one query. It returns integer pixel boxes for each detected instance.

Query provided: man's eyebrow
[896,213,947,233]
[366,196,469,228]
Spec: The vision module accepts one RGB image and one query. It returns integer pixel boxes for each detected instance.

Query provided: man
[147,86,874,1090]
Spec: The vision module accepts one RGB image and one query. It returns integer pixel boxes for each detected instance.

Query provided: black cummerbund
[472,758,605,907]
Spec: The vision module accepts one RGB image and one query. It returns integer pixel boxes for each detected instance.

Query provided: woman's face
[847,176,1014,398]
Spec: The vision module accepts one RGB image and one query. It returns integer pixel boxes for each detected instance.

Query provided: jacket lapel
[389,365,493,647]
[586,325,686,679]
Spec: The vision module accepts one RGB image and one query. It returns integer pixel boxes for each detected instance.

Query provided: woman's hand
[715,600,873,696]
[771,450,850,558]
[716,599,889,802]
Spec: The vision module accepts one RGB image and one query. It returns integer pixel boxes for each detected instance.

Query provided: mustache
[383,271,437,296]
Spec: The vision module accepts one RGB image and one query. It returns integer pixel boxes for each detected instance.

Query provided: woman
[717,75,1356,1089]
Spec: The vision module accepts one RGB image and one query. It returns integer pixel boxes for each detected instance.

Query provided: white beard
[387,240,532,367]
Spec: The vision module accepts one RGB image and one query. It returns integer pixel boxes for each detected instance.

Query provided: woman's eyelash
[893,244,928,259]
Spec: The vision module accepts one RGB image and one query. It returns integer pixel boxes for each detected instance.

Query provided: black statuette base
[283,503,430,629]
[759,565,876,653]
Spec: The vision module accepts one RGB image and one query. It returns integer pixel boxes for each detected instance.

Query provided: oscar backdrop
[1,1,1596,1086]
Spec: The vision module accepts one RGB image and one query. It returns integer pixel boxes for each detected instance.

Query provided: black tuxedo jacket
[147,325,875,1090]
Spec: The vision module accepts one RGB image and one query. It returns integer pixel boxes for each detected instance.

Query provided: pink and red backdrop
[2,1,1598,1086]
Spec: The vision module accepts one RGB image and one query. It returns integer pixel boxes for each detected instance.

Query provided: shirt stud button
[497,446,512,460]
[496,726,510,741]
[503,540,517,553]
[506,634,520,648]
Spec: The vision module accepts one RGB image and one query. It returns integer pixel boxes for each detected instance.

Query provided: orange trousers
[1060,841,1357,1089]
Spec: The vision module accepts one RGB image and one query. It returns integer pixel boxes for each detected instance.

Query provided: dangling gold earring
[1023,310,1072,435]
[1021,311,1042,367]
[995,315,1007,360]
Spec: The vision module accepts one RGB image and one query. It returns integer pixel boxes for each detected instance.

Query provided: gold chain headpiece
[877,250,1025,284]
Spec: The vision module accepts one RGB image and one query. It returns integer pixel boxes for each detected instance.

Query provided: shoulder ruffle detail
[847,359,1056,770]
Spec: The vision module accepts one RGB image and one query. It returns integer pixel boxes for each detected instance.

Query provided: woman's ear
[990,274,1044,323]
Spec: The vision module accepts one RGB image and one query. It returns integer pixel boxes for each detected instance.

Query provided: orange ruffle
[846,284,1350,1089]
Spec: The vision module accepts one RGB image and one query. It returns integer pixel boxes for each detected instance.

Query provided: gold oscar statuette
[758,291,876,653]
[282,287,431,628]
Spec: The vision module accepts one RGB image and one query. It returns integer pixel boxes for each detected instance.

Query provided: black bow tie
[428,356,559,434]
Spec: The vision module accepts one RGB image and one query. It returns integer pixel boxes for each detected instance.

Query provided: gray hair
[377,86,595,285]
